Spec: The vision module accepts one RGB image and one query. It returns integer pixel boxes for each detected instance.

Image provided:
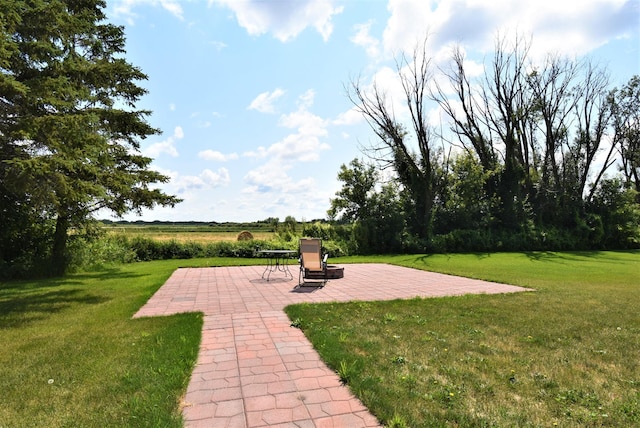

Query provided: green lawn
[286,251,640,427]
[0,258,223,427]
[0,258,262,428]
[1,252,638,427]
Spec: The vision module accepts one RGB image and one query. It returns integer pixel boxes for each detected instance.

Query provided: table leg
[261,254,294,281]
[279,255,293,279]
[261,256,273,280]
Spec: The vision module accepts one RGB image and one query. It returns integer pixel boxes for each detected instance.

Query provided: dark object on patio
[298,238,328,286]
[304,265,343,280]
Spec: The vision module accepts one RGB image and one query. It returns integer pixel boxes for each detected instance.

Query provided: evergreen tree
[0,0,180,276]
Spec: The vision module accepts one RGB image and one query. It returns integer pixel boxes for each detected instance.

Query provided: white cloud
[273,92,330,162]
[143,126,183,158]
[201,168,231,187]
[279,108,325,133]
[198,150,239,162]
[268,127,330,162]
[240,161,334,222]
[243,160,316,195]
[351,20,380,58]
[382,0,636,60]
[245,90,331,162]
[174,175,206,193]
[241,89,332,202]
[297,89,316,110]
[243,161,292,193]
[364,65,411,120]
[374,0,637,134]
[159,0,183,19]
[333,107,364,126]
[248,88,285,113]
[242,146,268,159]
[244,120,330,162]
[173,168,230,193]
[211,0,343,42]
[111,0,184,24]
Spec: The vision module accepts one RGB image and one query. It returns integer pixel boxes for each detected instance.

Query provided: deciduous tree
[609,75,640,199]
[328,158,403,253]
[347,39,440,240]
[328,158,378,222]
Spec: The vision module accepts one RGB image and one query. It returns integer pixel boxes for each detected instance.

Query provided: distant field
[103,224,276,243]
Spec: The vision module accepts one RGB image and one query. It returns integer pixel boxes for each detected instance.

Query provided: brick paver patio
[134,263,530,427]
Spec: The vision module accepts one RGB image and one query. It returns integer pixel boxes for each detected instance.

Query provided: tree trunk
[51,214,69,276]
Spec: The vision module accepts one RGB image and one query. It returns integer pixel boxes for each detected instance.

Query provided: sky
[103,0,640,223]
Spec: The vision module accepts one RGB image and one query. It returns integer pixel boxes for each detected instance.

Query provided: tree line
[329,36,639,254]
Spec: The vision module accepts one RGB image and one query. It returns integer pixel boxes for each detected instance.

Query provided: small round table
[257,250,297,281]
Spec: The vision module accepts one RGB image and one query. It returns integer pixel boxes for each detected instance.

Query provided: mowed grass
[2,251,637,427]
[0,257,253,427]
[285,251,640,427]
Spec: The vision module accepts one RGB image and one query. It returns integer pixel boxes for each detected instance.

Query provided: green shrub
[129,236,165,261]
[323,240,348,258]
[67,235,136,272]
[425,226,603,254]
[302,221,337,241]
[232,241,258,258]
[0,216,55,280]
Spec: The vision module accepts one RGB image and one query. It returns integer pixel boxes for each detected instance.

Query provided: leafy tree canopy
[0,0,180,276]
[328,158,378,222]
[609,75,640,197]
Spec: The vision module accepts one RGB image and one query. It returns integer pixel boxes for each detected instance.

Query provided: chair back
[299,238,322,271]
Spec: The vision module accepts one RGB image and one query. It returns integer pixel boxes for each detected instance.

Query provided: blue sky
[104,0,639,223]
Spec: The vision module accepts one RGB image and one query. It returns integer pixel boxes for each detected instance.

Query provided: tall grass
[286,251,640,427]
[106,229,276,243]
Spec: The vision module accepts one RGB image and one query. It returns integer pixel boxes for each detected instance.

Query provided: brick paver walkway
[134,263,530,427]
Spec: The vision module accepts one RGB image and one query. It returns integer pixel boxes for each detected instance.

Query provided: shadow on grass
[0,267,147,291]
[0,288,110,329]
[410,252,491,265]
[410,250,639,265]
[70,267,148,282]
[0,270,126,329]
[522,250,633,263]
